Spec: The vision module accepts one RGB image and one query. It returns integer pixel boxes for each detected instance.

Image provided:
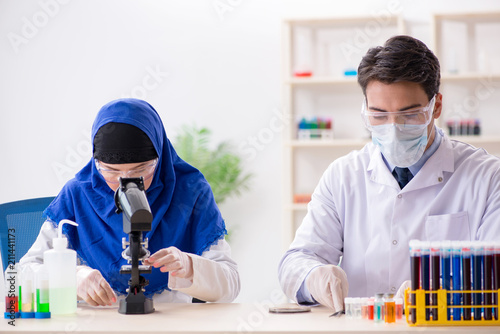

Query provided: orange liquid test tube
[384,294,396,324]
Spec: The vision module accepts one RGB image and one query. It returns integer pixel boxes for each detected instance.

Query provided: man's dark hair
[357,35,440,100]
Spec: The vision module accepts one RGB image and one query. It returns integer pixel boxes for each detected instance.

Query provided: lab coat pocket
[425,211,470,241]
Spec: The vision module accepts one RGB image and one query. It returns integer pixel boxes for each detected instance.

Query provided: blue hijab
[44,98,227,296]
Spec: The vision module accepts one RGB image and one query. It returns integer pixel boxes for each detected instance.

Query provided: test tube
[352,298,362,319]
[430,241,440,321]
[374,293,384,323]
[451,241,462,321]
[35,265,51,318]
[384,293,396,324]
[4,264,20,319]
[484,242,493,321]
[20,266,35,318]
[421,241,431,321]
[367,298,374,320]
[441,240,452,320]
[462,242,472,320]
[471,241,483,320]
[361,297,368,319]
[395,297,403,321]
[344,297,352,319]
[409,239,421,324]
[494,241,500,320]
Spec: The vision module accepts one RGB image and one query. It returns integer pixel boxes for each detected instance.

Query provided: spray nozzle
[53,219,78,250]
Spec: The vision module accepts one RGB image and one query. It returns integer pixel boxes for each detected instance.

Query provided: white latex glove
[396,280,411,303]
[76,267,117,306]
[305,265,348,312]
[144,246,194,280]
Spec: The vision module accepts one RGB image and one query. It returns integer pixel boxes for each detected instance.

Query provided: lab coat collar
[367,145,400,190]
[367,133,455,192]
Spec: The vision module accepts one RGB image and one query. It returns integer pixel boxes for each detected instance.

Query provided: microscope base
[118,292,155,315]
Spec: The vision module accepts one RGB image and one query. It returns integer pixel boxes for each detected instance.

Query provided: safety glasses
[362,95,436,132]
[95,158,158,184]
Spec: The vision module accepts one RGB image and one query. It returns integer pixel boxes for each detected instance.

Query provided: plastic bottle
[43,219,78,315]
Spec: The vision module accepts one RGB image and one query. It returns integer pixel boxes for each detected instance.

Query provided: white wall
[1,0,500,304]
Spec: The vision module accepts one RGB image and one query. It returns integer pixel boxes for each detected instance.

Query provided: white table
[1,302,499,333]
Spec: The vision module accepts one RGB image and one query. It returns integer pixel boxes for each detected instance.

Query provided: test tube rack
[404,288,500,326]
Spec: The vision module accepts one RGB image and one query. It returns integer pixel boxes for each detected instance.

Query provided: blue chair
[0,197,55,272]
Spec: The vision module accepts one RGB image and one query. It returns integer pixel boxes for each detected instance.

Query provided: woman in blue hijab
[20,99,240,305]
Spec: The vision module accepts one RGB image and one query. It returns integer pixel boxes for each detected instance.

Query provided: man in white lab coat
[278,35,500,312]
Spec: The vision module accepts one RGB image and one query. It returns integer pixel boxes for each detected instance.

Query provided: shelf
[286,76,359,86]
[287,139,369,148]
[441,73,500,81]
[290,203,308,211]
[434,12,500,23]
[288,137,500,148]
[283,15,402,27]
[448,135,500,145]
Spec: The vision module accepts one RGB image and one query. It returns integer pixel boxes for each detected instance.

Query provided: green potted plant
[173,124,252,206]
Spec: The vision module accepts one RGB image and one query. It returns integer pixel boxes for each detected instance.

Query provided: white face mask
[371,123,428,167]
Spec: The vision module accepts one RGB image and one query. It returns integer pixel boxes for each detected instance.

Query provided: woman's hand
[76,267,117,306]
[144,246,194,280]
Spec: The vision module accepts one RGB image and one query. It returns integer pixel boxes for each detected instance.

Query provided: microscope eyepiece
[114,177,153,234]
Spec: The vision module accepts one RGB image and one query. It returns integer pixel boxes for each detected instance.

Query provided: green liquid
[49,287,77,315]
[18,286,22,312]
[36,289,50,313]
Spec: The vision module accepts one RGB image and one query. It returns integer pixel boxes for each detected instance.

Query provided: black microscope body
[114,177,155,314]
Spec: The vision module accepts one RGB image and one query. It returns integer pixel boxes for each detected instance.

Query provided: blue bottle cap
[35,312,51,319]
[20,311,36,318]
[4,311,20,319]
[344,69,357,76]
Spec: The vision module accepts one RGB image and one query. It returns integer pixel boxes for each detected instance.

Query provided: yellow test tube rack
[404,288,500,326]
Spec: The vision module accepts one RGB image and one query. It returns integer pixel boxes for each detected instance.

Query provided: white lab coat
[20,221,240,303]
[279,132,500,300]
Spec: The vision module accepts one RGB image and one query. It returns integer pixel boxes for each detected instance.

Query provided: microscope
[114,177,155,314]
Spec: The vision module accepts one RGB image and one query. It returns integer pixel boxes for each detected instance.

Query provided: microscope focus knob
[122,237,129,250]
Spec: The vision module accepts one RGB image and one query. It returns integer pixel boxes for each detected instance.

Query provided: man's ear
[433,93,443,119]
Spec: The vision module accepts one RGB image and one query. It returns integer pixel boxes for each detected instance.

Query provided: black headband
[93,122,158,164]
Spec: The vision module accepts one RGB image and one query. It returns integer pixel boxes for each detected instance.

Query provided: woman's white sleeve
[18,221,92,276]
[168,238,240,302]
[18,220,57,269]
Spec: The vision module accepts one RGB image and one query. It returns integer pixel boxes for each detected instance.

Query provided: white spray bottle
[43,219,78,315]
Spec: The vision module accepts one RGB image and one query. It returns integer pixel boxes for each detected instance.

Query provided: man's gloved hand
[144,246,194,280]
[305,265,348,312]
[395,280,411,303]
[76,267,117,306]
